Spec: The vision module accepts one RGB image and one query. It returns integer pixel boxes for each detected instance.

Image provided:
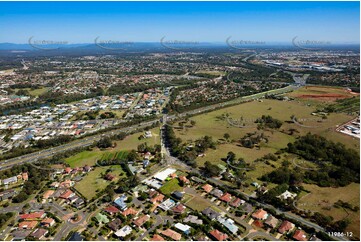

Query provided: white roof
[153,168,176,181]
[174,223,191,232]
[115,225,132,237]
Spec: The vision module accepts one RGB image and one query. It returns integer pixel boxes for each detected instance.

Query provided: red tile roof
[161,229,181,241]
[278,220,295,234]
[293,230,307,241]
[220,193,232,202]
[230,198,242,207]
[133,215,150,227]
[20,211,45,220]
[253,220,264,228]
[202,184,213,193]
[122,208,139,216]
[252,209,268,220]
[209,229,228,241]
[179,176,189,183]
[59,190,74,199]
[151,234,165,241]
[172,204,186,214]
[104,205,120,214]
[18,221,38,229]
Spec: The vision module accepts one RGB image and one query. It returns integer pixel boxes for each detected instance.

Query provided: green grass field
[74,165,126,200]
[185,196,212,211]
[14,87,49,97]
[175,99,358,150]
[298,183,360,238]
[65,150,104,168]
[159,178,182,195]
[115,127,161,150]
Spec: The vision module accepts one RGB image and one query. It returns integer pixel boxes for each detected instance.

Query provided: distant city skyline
[0,1,359,44]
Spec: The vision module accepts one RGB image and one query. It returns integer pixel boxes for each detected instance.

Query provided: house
[115,225,133,238]
[73,198,85,208]
[83,165,92,173]
[172,191,184,200]
[220,193,232,203]
[2,176,17,185]
[151,234,165,241]
[183,215,203,225]
[210,188,223,198]
[230,197,243,208]
[114,195,128,211]
[160,229,182,241]
[277,190,297,200]
[178,176,190,184]
[252,209,268,220]
[218,217,238,234]
[122,207,139,217]
[253,220,264,228]
[11,230,31,240]
[133,215,150,227]
[41,218,55,227]
[174,223,191,235]
[153,168,177,181]
[150,193,165,204]
[241,203,253,213]
[30,228,48,240]
[64,167,72,174]
[60,180,75,188]
[264,215,279,229]
[104,205,120,215]
[293,230,307,241]
[43,190,55,200]
[107,218,122,231]
[209,229,228,241]
[20,211,46,220]
[172,203,186,214]
[202,184,213,193]
[202,207,221,220]
[60,190,75,200]
[19,221,38,230]
[278,220,295,234]
[159,198,176,211]
[0,189,16,201]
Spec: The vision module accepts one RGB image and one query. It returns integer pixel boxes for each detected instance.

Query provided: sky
[0,1,359,44]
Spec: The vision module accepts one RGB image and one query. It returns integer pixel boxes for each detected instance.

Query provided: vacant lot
[175,98,358,150]
[159,178,182,196]
[115,127,161,150]
[298,183,360,238]
[74,165,126,200]
[186,196,212,211]
[65,127,161,168]
[65,149,104,168]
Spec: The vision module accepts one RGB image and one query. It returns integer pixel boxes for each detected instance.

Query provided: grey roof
[202,207,220,220]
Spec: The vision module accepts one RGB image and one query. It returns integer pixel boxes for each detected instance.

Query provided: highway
[0,85,296,171]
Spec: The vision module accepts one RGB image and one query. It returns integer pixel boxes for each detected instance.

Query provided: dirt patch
[297,94,350,102]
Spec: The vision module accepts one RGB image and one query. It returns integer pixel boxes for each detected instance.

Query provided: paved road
[0,85,296,172]
[0,120,159,170]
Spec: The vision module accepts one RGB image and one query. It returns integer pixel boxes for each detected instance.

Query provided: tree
[96,136,112,149]
[223,133,230,141]
[190,120,196,126]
